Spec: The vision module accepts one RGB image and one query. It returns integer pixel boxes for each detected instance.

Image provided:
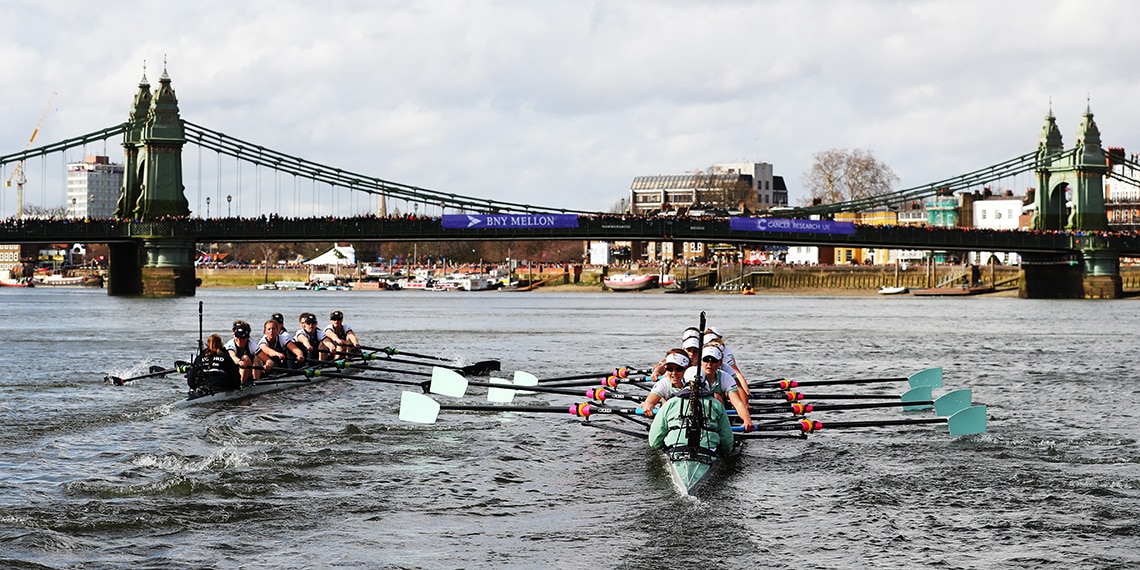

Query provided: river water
[1,287,1138,569]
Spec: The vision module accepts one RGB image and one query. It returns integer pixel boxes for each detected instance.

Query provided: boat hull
[661,443,742,495]
[173,375,326,407]
[603,274,659,291]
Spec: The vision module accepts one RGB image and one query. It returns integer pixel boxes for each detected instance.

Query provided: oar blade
[512,371,538,395]
[934,389,972,417]
[430,367,469,398]
[399,391,441,424]
[460,360,501,376]
[907,367,943,390]
[486,377,516,403]
[900,385,934,411]
[947,405,987,437]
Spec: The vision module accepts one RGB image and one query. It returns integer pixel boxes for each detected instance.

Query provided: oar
[511,371,653,389]
[358,344,500,371]
[427,368,647,405]
[751,368,944,391]
[512,367,649,385]
[748,385,936,408]
[105,361,190,386]
[398,391,648,424]
[745,400,936,416]
[357,354,501,377]
[259,366,432,390]
[734,405,988,437]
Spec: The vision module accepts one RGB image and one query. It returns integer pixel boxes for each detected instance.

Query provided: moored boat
[33,274,103,287]
[878,285,909,295]
[603,273,659,291]
[0,278,34,288]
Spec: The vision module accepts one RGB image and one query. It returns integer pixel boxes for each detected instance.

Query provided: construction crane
[6,92,57,220]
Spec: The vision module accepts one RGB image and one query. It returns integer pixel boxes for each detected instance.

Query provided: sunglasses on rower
[665,364,685,373]
[702,356,721,363]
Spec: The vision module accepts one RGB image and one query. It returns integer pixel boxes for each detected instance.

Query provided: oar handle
[533,367,649,384]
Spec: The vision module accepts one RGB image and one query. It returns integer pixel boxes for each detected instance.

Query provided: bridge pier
[1018,249,1122,299]
[1079,248,1122,299]
[107,242,143,296]
[108,238,196,297]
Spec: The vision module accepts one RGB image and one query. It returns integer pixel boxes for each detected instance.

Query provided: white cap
[683,367,699,383]
[702,332,721,344]
[709,326,721,337]
[664,352,690,368]
[682,336,701,350]
[681,327,700,341]
[701,344,724,362]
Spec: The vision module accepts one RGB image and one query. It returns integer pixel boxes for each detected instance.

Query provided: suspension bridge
[2,69,1137,297]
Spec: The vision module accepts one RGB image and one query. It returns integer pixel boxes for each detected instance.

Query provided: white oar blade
[486,377,516,403]
[934,388,972,417]
[907,367,943,390]
[900,385,933,411]
[430,367,469,398]
[399,391,441,424]
[512,370,538,395]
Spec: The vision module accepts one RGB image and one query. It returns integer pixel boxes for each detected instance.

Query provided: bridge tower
[1023,104,1120,298]
[107,66,196,296]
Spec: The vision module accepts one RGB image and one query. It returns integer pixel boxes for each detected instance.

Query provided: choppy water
[1,287,1138,569]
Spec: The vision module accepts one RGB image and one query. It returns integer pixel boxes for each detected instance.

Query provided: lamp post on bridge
[206,196,210,219]
[226,194,232,218]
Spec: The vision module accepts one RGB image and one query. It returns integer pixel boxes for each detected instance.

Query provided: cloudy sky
[2,0,1137,218]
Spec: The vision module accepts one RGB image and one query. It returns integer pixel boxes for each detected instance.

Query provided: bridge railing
[4,216,1140,256]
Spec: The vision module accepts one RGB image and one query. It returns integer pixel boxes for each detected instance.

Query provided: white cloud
[3,0,1140,216]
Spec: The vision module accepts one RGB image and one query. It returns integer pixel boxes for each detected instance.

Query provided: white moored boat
[604,273,659,291]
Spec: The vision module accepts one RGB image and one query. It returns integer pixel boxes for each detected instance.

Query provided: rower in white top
[324,310,360,359]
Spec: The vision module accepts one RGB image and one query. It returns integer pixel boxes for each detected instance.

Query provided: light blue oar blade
[399,391,441,424]
[487,377,516,403]
[947,405,987,437]
[901,385,933,411]
[907,367,943,390]
[934,388,972,417]
[430,367,468,398]
[512,370,538,395]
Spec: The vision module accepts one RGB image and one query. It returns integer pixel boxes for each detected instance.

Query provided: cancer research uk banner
[729,217,855,235]
[441,213,580,229]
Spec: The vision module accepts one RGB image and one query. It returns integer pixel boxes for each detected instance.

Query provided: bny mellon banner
[442,214,580,229]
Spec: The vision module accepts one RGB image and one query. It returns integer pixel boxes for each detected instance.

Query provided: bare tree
[801,149,899,205]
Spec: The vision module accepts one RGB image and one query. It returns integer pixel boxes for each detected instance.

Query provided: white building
[627,161,788,215]
[0,244,20,278]
[969,195,1024,265]
[66,156,123,219]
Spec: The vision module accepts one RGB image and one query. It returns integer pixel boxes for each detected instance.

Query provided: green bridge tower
[1023,104,1120,298]
[108,66,195,296]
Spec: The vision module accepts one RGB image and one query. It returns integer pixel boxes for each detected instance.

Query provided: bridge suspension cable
[792,149,1058,216]
[0,123,128,169]
[182,121,595,216]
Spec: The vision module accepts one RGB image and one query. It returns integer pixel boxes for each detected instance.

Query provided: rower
[256,319,305,373]
[639,349,690,417]
[647,366,734,458]
[323,310,360,359]
[224,320,260,383]
[294,312,328,362]
[187,333,241,394]
[700,343,755,432]
[704,328,750,397]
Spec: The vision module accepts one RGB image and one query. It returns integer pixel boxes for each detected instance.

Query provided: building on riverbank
[65,156,122,220]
